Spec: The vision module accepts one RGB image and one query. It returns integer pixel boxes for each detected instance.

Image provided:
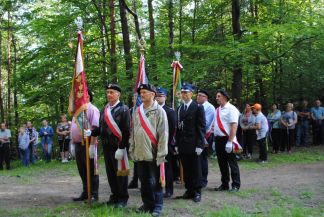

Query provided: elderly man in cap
[214,89,241,192]
[129,84,168,217]
[92,84,131,208]
[156,87,176,198]
[196,89,216,188]
[175,83,206,202]
[250,103,269,163]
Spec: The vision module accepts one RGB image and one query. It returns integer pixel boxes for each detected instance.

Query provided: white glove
[225,141,233,153]
[195,147,203,156]
[89,145,95,159]
[174,147,179,154]
[84,129,91,138]
[114,148,124,160]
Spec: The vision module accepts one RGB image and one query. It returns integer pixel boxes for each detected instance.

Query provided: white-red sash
[104,105,122,142]
[137,103,165,186]
[216,108,242,153]
[137,104,158,146]
[205,121,214,139]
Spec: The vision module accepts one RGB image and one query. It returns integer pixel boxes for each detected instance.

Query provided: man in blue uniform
[175,83,206,203]
[156,87,176,198]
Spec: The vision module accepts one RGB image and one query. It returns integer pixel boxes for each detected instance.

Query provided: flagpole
[75,17,92,207]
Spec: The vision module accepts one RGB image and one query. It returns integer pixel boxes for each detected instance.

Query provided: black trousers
[130,161,139,183]
[165,153,174,194]
[75,143,99,197]
[257,137,267,161]
[200,135,213,186]
[102,145,129,203]
[280,129,295,151]
[171,154,180,181]
[215,136,241,189]
[179,153,202,195]
[242,129,256,155]
[271,128,281,152]
[0,143,10,170]
[312,121,324,145]
[137,161,163,211]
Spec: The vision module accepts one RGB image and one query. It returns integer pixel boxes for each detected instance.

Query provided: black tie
[184,105,187,111]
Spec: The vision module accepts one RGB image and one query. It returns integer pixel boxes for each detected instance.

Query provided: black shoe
[136,205,152,213]
[182,191,194,199]
[72,193,87,201]
[202,182,208,188]
[128,181,138,189]
[193,193,201,203]
[214,185,229,191]
[163,192,173,198]
[229,187,239,193]
[151,208,161,217]
[115,202,127,208]
[106,198,117,205]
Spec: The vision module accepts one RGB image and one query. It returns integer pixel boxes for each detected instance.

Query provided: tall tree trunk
[192,0,198,44]
[0,30,4,122]
[119,0,133,80]
[231,0,242,107]
[12,34,19,146]
[179,0,183,45]
[148,0,157,81]
[168,0,174,55]
[109,0,117,82]
[7,11,11,127]
[91,0,110,84]
[124,0,142,40]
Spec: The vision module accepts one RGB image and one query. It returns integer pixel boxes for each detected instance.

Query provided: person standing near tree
[129,84,168,217]
[175,84,206,202]
[239,103,256,159]
[310,99,324,146]
[18,126,30,167]
[280,103,298,153]
[26,121,38,164]
[250,103,269,163]
[92,84,131,208]
[214,89,241,192]
[267,103,282,153]
[39,120,54,163]
[0,123,12,170]
[57,114,71,163]
[296,100,310,147]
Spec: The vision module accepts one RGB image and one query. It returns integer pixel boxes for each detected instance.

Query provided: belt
[215,136,227,138]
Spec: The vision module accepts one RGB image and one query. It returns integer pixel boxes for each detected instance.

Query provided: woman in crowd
[280,103,298,153]
[267,103,282,153]
[56,114,71,163]
[18,126,30,166]
[239,103,256,159]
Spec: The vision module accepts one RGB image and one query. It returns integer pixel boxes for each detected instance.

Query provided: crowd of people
[0,83,323,217]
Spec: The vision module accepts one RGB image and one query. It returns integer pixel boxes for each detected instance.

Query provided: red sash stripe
[138,106,158,146]
[104,106,122,142]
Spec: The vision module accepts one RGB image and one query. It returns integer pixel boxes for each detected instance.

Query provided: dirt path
[0,161,323,214]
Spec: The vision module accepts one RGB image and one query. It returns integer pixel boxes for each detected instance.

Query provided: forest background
[0,0,323,145]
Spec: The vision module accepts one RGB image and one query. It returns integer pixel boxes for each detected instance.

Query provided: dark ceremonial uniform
[71,102,100,201]
[176,100,206,200]
[93,101,130,205]
[162,104,176,196]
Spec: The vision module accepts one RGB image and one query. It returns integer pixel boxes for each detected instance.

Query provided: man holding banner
[214,89,241,193]
[71,89,100,202]
[92,83,130,208]
[129,84,168,217]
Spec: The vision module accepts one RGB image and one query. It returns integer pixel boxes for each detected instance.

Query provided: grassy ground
[0,146,323,217]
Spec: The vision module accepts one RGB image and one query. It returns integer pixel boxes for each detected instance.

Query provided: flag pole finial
[175,51,181,61]
[75,17,83,31]
[138,38,146,55]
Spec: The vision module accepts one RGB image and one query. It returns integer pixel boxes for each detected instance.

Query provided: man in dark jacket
[175,83,206,203]
[92,84,131,208]
[156,87,176,198]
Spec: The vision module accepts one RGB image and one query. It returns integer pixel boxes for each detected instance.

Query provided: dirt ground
[0,160,324,216]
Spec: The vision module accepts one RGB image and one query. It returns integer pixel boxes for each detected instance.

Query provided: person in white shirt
[196,89,216,188]
[250,103,269,163]
[213,89,241,192]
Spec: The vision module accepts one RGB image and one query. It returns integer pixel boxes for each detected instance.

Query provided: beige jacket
[129,101,168,165]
